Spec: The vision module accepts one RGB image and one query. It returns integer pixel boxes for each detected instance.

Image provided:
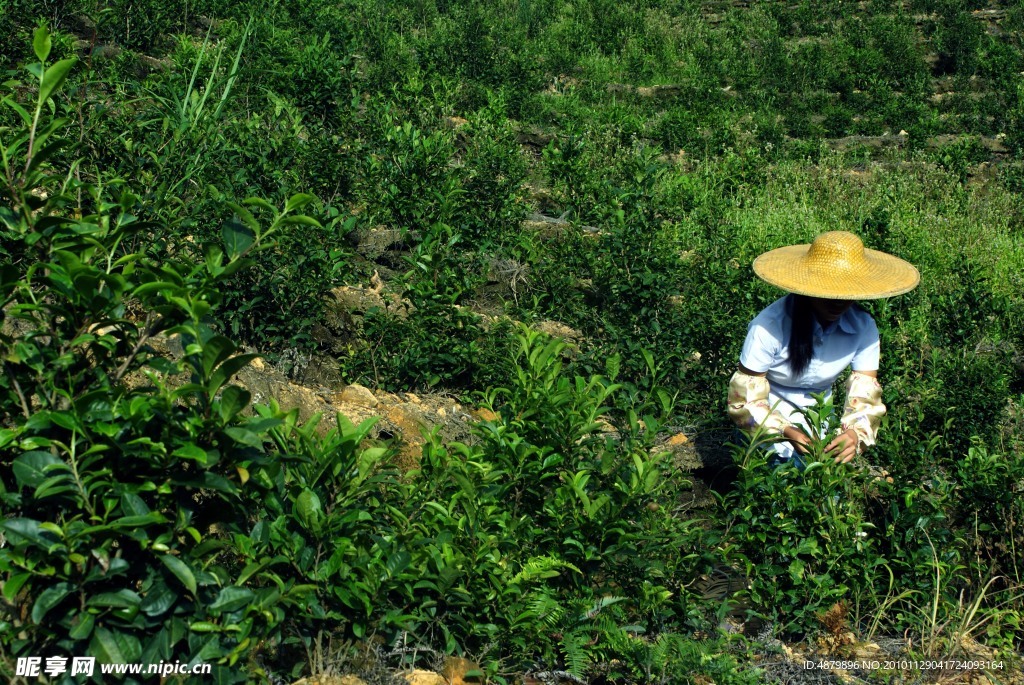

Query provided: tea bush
[718,397,884,634]
[0,34,324,680]
[4,0,1024,680]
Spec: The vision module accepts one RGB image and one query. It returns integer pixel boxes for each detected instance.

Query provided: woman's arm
[728,364,810,451]
[833,369,886,461]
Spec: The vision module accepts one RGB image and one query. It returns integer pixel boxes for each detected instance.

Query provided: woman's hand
[826,428,860,464]
[782,425,813,455]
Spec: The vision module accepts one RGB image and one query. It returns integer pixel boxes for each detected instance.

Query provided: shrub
[0,34,323,680]
[719,396,883,634]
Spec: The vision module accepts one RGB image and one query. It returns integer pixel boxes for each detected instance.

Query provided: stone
[853,642,883,660]
[665,432,689,447]
[338,384,379,408]
[403,670,446,685]
[653,430,701,471]
[532,320,583,343]
[441,656,483,684]
[444,116,470,129]
[290,677,368,685]
[472,407,500,422]
[384,403,430,469]
[330,285,411,318]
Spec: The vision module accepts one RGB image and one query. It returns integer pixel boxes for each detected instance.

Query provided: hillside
[1,1,1023,683]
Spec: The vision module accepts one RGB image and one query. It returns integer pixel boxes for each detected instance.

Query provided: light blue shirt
[739,296,880,424]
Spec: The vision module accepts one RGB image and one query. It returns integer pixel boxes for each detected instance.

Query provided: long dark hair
[788,294,815,378]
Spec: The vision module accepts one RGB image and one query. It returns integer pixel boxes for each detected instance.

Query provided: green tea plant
[458,95,530,245]
[287,32,353,118]
[719,394,883,634]
[361,119,464,234]
[0,32,322,680]
[340,222,516,392]
[394,328,702,676]
[4,0,1023,676]
[98,0,189,52]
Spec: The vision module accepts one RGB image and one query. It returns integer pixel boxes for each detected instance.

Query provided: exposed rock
[972,8,1007,19]
[443,116,470,129]
[853,642,884,660]
[330,284,412,318]
[91,44,122,61]
[136,55,171,72]
[290,676,368,685]
[532,320,583,344]
[521,212,601,239]
[116,333,474,468]
[441,656,482,685]
[337,384,379,408]
[403,670,446,685]
[351,226,409,259]
[384,401,427,439]
[471,407,500,422]
[652,431,702,471]
[926,134,1008,154]
[826,133,908,151]
[665,432,689,447]
[517,130,554,148]
[637,84,680,97]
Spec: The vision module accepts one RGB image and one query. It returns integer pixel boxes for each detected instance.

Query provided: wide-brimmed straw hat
[753,231,920,300]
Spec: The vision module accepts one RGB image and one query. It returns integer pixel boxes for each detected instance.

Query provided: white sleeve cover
[727,371,793,436]
[841,372,886,449]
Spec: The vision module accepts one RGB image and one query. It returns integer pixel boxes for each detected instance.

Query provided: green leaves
[294,489,323,532]
[222,218,254,260]
[32,26,52,62]
[720,394,881,633]
[32,583,74,623]
[12,450,63,489]
[161,555,197,595]
[0,32,318,676]
[219,385,252,424]
[38,58,77,107]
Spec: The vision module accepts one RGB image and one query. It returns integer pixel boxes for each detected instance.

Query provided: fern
[560,628,591,680]
[510,555,582,585]
[522,591,565,631]
[583,594,627,619]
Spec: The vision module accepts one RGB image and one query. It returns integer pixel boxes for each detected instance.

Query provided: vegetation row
[1,1,1023,682]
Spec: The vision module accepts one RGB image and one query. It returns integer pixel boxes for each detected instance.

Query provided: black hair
[788,295,866,377]
[788,294,815,378]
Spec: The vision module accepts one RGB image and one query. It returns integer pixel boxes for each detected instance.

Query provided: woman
[728,231,919,467]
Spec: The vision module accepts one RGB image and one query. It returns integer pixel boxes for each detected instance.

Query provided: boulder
[403,670,446,685]
[336,384,379,408]
[442,656,483,685]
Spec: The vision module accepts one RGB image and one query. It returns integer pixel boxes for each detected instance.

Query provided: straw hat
[753,231,919,300]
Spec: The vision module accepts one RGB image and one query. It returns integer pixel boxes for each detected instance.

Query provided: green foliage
[287,32,353,117]
[458,96,531,243]
[720,396,883,634]
[214,203,357,358]
[3,3,1024,681]
[403,328,703,670]
[341,225,517,392]
[362,120,464,233]
[0,35,317,679]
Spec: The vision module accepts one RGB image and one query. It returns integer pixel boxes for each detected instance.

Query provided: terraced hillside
[2,1,1023,683]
